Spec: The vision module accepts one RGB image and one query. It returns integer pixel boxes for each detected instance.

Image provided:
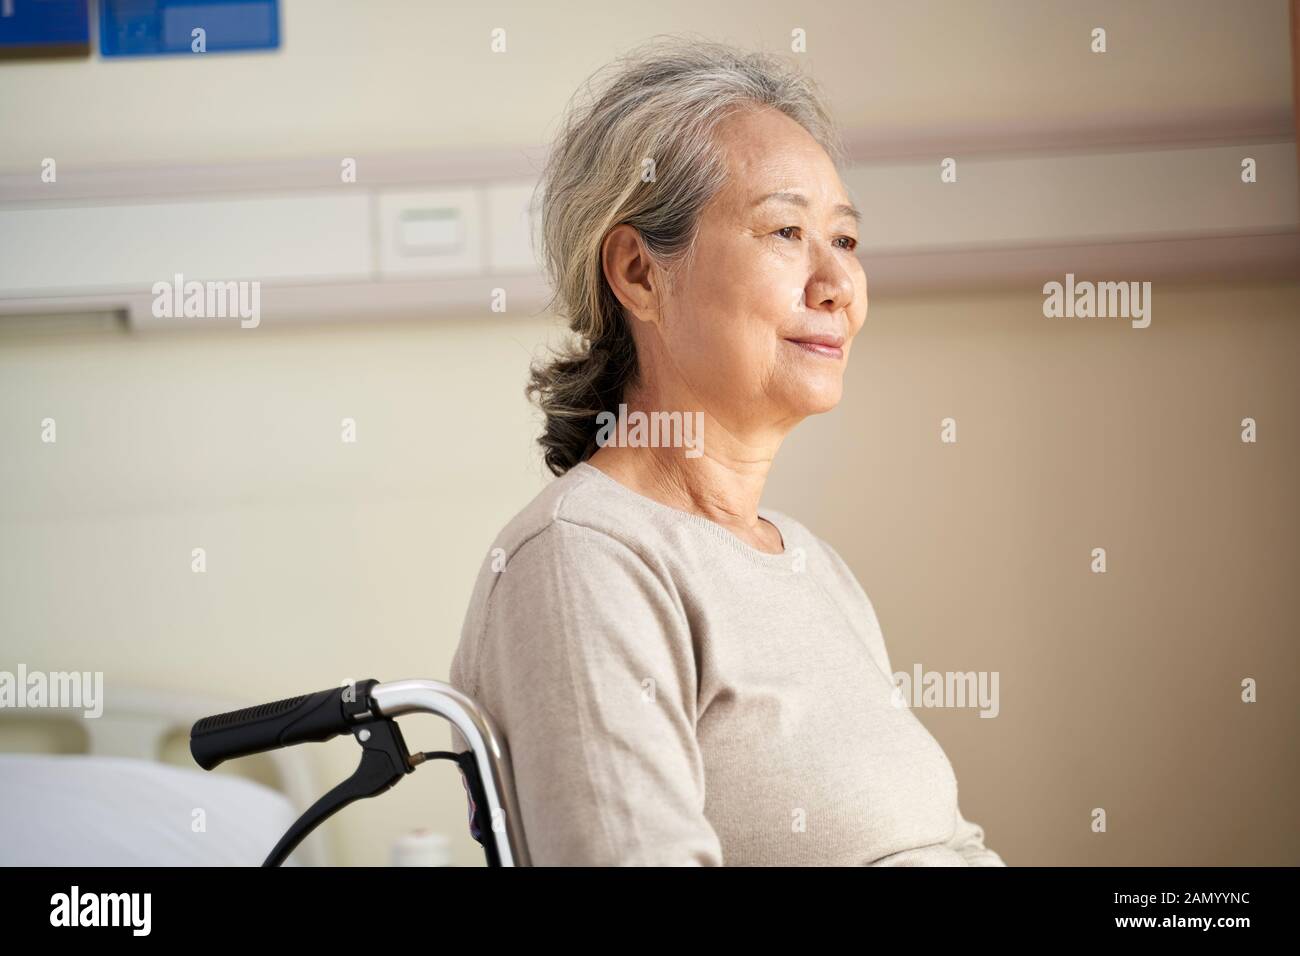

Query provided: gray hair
[525,35,847,476]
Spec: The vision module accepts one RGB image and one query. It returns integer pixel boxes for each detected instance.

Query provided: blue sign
[0,0,90,59]
[100,0,280,57]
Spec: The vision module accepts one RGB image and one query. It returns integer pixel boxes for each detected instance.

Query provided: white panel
[0,192,373,295]
[398,213,461,253]
[377,187,482,277]
[843,142,1298,254]
[485,180,541,274]
[0,143,1292,312]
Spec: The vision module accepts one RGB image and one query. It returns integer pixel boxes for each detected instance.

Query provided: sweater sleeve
[464,519,724,866]
[947,804,1007,866]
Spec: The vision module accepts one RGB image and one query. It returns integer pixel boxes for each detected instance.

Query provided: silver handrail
[369,679,530,867]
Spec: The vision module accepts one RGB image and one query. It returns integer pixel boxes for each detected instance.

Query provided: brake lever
[263,716,415,867]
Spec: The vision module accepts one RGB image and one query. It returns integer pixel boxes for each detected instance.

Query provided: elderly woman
[449,36,1005,867]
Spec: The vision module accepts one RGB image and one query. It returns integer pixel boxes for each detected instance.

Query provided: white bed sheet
[0,753,303,866]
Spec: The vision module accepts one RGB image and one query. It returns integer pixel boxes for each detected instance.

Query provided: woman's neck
[585,440,783,552]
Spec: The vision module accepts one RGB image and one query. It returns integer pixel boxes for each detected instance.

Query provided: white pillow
[0,753,303,866]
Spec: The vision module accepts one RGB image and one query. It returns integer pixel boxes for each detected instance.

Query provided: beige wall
[1,0,1290,171]
[768,278,1300,866]
[0,311,558,866]
[2,278,1296,865]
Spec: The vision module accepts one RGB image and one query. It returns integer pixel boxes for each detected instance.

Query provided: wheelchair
[188,679,529,866]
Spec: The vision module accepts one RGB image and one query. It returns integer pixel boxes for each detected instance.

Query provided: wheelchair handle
[369,679,531,866]
[191,680,377,771]
[189,678,531,866]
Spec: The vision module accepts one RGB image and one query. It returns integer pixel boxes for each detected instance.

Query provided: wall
[0,0,1292,172]
[769,278,1300,865]
[2,278,1296,865]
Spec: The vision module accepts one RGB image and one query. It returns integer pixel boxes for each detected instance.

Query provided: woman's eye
[774,227,856,251]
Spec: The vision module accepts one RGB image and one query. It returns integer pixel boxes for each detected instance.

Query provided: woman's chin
[786,381,844,416]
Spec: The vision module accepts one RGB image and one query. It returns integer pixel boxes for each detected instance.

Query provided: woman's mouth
[784,334,845,360]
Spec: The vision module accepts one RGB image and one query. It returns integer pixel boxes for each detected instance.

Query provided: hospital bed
[0,684,329,866]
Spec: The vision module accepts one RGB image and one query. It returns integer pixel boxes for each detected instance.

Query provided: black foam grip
[190,686,354,770]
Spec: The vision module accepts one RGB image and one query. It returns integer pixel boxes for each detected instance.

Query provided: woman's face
[642,106,868,439]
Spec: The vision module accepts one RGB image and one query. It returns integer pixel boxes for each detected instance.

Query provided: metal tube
[369,679,530,867]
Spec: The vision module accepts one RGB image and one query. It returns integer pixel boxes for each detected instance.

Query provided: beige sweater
[448,461,1006,866]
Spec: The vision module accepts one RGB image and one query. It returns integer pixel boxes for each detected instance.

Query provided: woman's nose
[805,252,857,314]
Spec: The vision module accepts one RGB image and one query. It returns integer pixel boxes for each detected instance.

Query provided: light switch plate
[377,188,483,278]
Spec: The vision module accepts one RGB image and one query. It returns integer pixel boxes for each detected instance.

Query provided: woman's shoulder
[494,468,837,571]
[484,461,663,571]
[449,463,681,697]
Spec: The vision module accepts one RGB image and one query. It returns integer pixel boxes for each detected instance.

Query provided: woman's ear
[602,224,661,327]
